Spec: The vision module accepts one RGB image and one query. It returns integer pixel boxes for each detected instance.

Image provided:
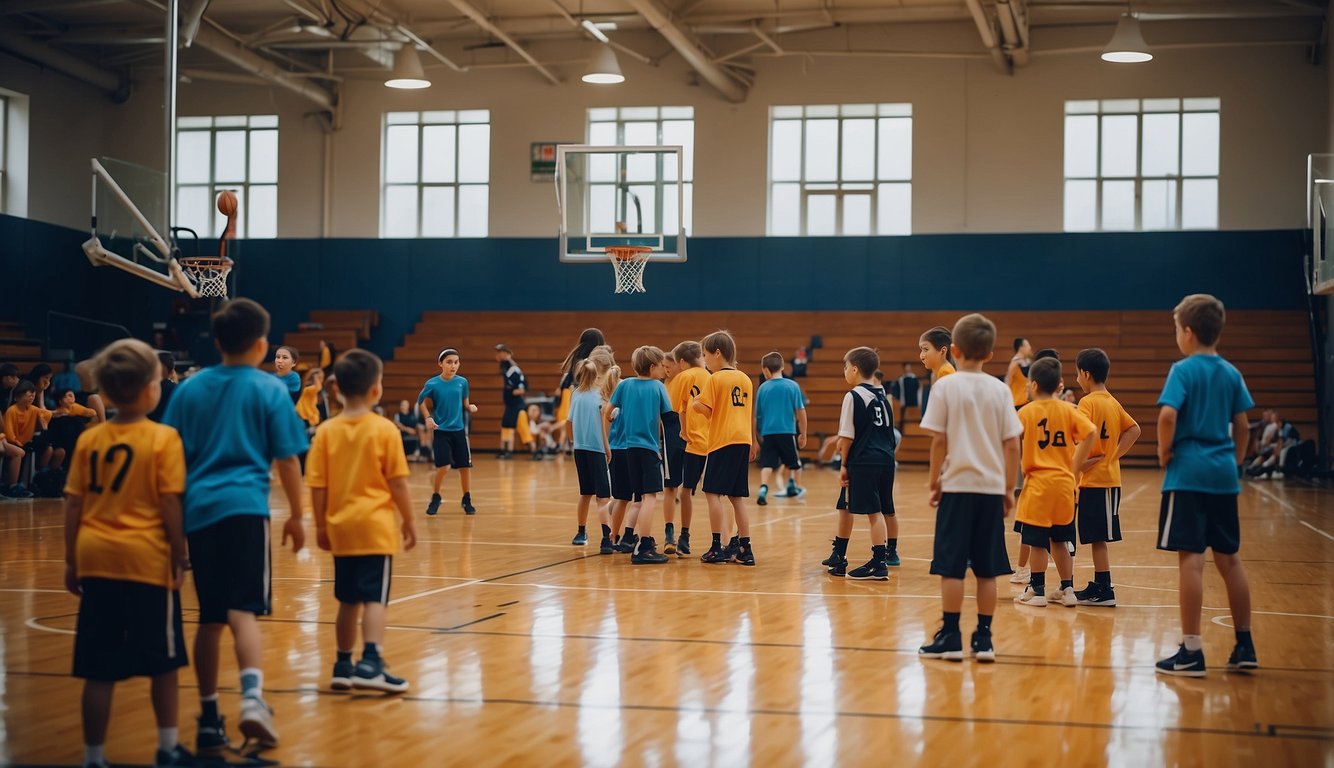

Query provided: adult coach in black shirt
[495,344,527,459]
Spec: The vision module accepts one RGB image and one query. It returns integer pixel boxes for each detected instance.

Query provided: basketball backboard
[84,157,199,296]
[556,144,687,262]
[1308,154,1334,295]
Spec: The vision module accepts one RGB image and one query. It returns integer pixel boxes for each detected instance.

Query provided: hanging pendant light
[582,45,624,84]
[386,45,431,89]
[1101,13,1153,63]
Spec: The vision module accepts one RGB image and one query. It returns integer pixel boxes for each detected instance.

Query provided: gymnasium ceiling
[0,0,1327,107]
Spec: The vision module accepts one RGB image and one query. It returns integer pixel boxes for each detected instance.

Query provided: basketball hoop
[177,256,233,298]
[606,246,652,294]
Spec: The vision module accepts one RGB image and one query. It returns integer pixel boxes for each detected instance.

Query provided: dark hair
[157,351,175,375]
[672,340,703,365]
[1175,293,1225,346]
[874,369,885,382]
[92,339,158,406]
[701,330,736,364]
[761,352,783,373]
[560,328,606,375]
[438,348,460,364]
[57,388,77,402]
[1013,337,1028,353]
[212,298,271,356]
[277,345,299,362]
[919,326,955,368]
[631,345,666,376]
[1029,357,1062,395]
[13,380,35,397]
[954,314,997,361]
[844,346,879,378]
[1076,348,1111,383]
[27,363,52,380]
[1035,348,1059,361]
[494,343,512,354]
[333,349,383,398]
[0,363,18,378]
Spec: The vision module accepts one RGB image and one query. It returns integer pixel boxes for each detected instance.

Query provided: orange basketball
[216,190,239,217]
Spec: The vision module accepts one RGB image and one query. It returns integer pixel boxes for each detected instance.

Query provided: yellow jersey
[5,404,51,445]
[1076,390,1138,488]
[306,413,410,556]
[64,420,186,588]
[675,366,712,455]
[1016,399,1095,528]
[935,362,956,381]
[56,403,98,419]
[1008,360,1030,408]
[296,384,322,427]
[698,368,753,453]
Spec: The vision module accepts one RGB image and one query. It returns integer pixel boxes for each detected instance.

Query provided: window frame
[380,110,491,238]
[174,114,279,239]
[584,106,694,236]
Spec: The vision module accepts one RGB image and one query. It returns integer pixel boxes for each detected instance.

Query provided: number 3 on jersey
[88,444,134,493]
[871,401,887,427]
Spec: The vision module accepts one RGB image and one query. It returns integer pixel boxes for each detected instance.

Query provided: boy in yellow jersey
[659,350,684,553]
[693,331,759,565]
[63,339,191,768]
[672,340,711,557]
[1013,358,1096,607]
[308,350,417,693]
[1006,337,1033,409]
[1072,348,1141,607]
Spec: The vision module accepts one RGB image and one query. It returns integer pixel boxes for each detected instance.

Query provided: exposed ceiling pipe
[995,0,1028,66]
[192,24,336,112]
[331,0,467,72]
[0,0,119,15]
[180,0,210,46]
[0,27,129,99]
[963,0,1012,72]
[440,0,561,84]
[623,0,748,102]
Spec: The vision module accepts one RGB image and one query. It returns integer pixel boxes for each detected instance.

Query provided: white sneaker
[239,696,279,747]
[1014,586,1047,606]
[1052,586,1078,607]
[1009,566,1031,584]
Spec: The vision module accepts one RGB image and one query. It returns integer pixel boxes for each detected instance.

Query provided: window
[586,106,694,234]
[767,104,911,236]
[382,110,490,238]
[175,115,278,238]
[1064,98,1220,232]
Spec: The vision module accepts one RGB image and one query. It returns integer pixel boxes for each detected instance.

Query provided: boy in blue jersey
[162,299,308,753]
[755,352,807,506]
[1154,294,1257,677]
[418,349,478,516]
[604,346,674,564]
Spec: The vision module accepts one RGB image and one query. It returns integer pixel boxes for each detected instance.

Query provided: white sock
[158,726,178,752]
[84,745,105,764]
[1183,634,1203,652]
[239,667,263,699]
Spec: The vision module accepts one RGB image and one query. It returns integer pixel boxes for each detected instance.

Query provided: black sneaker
[497,452,512,460]
[195,714,229,755]
[821,541,842,568]
[918,628,964,661]
[970,630,995,663]
[154,744,195,767]
[847,558,888,580]
[722,536,740,563]
[736,542,755,566]
[700,543,728,563]
[425,493,441,516]
[827,557,848,577]
[1225,643,1259,672]
[786,481,801,498]
[531,452,544,461]
[598,535,614,554]
[352,656,410,693]
[331,658,355,690]
[1075,581,1117,607]
[631,536,669,564]
[757,485,768,506]
[461,495,476,515]
[1155,644,1207,677]
[613,534,638,554]
[572,530,588,546]
[675,530,691,556]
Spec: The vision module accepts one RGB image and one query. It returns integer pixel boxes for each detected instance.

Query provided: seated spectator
[393,398,428,462]
[517,403,557,460]
[4,381,51,491]
[24,364,56,409]
[0,363,19,411]
[1246,409,1299,478]
[45,389,99,471]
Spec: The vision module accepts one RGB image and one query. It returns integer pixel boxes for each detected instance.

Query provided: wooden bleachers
[280,310,378,369]
[381,310,1317,464]
[0,321,47,363]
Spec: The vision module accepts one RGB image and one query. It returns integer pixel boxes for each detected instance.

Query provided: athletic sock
[601,524,611,537]
[834,536,849,557]
[1094,570,1112,586]
[1235,629,1253,646]
[977,613,993,632]
[712,533,722,546]
[942,611,961,633]
[739,536,751,547]
[887,537,898,553]
[84,745,105,765]
[1030,572,1046,595]
[680,527,689,536]
[462,492,471,502]
[158,726,179,752]
[200,694,220,721]
[622,527,635,541]
[1060,579,1074,591]
[337,650,353,664]
[239,668,263,700]
[760,484,768,493]
[363,643,381,660]
[1183,634,1203,652]
[577,525,586,534]
[872,544,887,563]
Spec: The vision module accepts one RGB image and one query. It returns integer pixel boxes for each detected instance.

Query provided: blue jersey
[1158,354,1254,494]
[608,378,672,452]
[418,375,469,432]
[569,388,606,452]
[163,365,309,534]
[756,376,805,436]
[279,371,301,397]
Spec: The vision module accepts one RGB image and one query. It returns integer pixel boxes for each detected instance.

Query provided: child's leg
[81,679,115,763]
[193,623,225,699]
[636,493,658,543]
[759,466,773,488]
[1091,541,1111,573]
[611,499,628,537]
[458,467,471,494]
[1028,546,1049,584]
[1212,552,1252,631]
[3,442,21,484]
[576,495,592,526]
[1051,542,1074,582]
[361,602,387,648]
[680,489,693,528]
[941,577,965,613]
[228,610,265,699]
[37,444,52,470]
[837,510,854,539]
[975,576,997,617]
[432,466,449,495]
[1178,551,1206,636]
[885,514,898,547]
[705,493,724,537]
[51,447,66,469]
[866,513,887,549]
[1017,543,1031,568]
[662,487,676,525]
[336,602,360,653]
[596,497,612,527]
[150,670,180,745]
[730,495,749,538]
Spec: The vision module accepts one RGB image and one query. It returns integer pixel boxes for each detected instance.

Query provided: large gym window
[1064,98,1220,231]
[382,110,491,238]
[767,104,912,236]
[175,115,279,238]
[585,106,694,234]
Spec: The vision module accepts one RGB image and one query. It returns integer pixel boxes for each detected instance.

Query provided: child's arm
[1070,434,1095,487]
[601,403,613,460]
[274,456,305,552]
[87,394,106,423]
[1002,436,1020,517]
[312,488,330,551]
[926,432,947,507]
[63,494,84,596]
[836,436,852,487]
[1232,412,1250,468]
[465,397,477,414]
[160,493,186,588]
[1157,406,1177,467]
[692,398,713,416]
[389,477,417,551]
[1114,423,1142,461]
[420,397,437,431]
[796,407,808,449]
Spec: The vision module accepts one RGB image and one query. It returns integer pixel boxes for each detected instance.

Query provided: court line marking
[1297,520,1334,543]
[1248,484,1334,541]
[389,554,587,606]
[413,538,585,549]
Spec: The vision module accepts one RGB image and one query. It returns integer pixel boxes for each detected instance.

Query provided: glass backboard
[556,144,687,262]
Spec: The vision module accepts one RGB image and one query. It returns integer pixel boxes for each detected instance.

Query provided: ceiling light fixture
[581,19,610,44]
[582,45,624,84]
[385,45,431,89]
[1101,13,1153,63]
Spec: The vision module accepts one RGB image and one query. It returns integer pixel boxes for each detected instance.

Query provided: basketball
[216,190,238,217]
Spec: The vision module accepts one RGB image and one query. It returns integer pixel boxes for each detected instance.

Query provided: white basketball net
[180,259,232,298]
[608,248,650,294]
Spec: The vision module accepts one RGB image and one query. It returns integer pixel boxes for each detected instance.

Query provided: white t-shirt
[918,370,1023,495]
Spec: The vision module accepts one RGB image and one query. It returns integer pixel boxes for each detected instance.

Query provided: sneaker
[757,485,768,506]
[154,744,195,767]
[1075,582,1117,607]
[735,542,756,566]
[631,537,670,564]
[675,530,691,556]
[826,557,848,577]
[425,493,441,516]
[700,543,729,564]
[885,549,901,567]
[195,714,229,755]
[497,452,512,460]
[786,481,803,498]
[238,696,279,747]
[847,558,888,580]
[918,627,964,661]
[531,452,544,461]
[721,536,741,563]
[352,657,410,693]
[461,496,476,515]
[613,534,638,554]
[331,658,355,690]
[8,484,33,499]
[1014,587,1047,607]
[572,530,588,546]
[1225,643,1259,671]
[820,542,842,568]
[663,523,677,554]
[85,760,111,768]
[598,535,614,555]
[1052,586,1078,607]
[970,630,995,663]
[1009,566,1031,584]
[1155,644,1207,677]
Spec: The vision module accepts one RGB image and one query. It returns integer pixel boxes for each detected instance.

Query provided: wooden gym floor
[1,459,1331,766]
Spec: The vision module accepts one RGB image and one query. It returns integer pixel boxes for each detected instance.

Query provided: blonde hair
[672,340,703,366]
[701,330,736,364]
[631,345,666,376]
[574,358,600,392]
[93,339,158,406]
[600,364,621,401]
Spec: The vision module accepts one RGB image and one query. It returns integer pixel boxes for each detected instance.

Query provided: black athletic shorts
[702,444,750,498]
[759,434,802,470]
[1157,490,1240,555]
[662,415,686,489]
[574,449,612,498]
[610,448,661,501]
[683,452,707,492]
[73,578,187,681]
[1019,519,1077,550]
[1078,486,1123,544]
[929,492,1013,579]
[188,515,271,624]
[842,463,895,516]
[433,429,472,469]
[333,555,393,605]
[501,404,522,429]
